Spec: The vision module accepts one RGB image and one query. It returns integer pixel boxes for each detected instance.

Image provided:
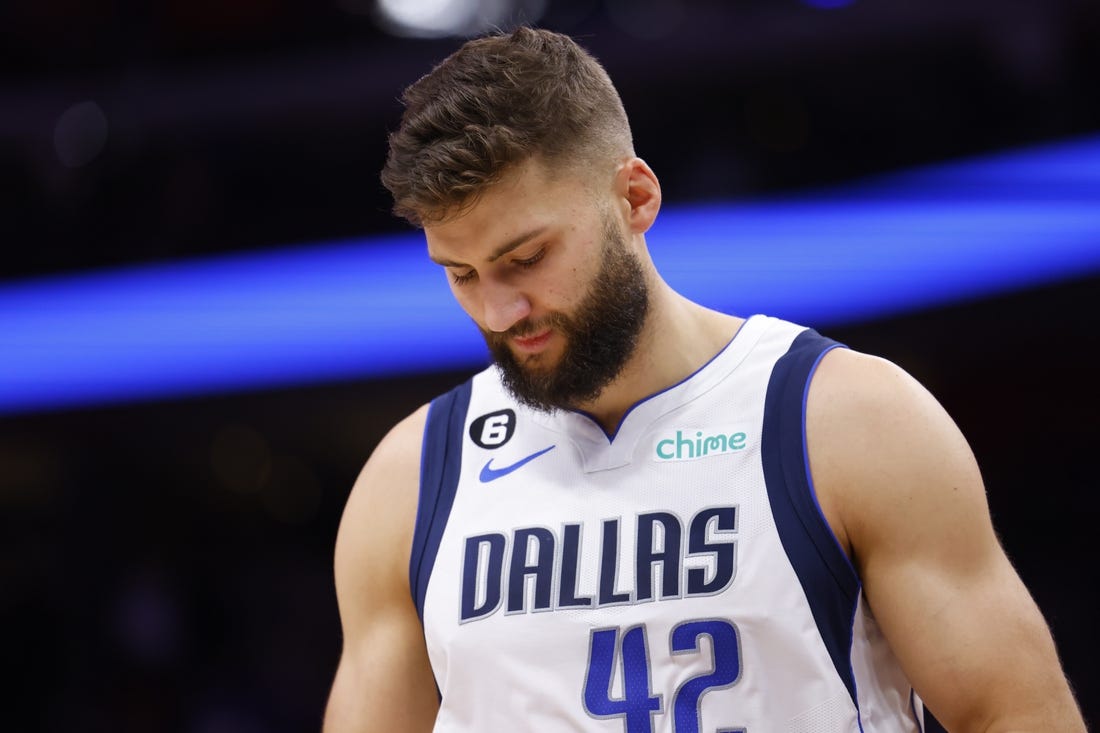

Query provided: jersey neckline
[532,314,773,473]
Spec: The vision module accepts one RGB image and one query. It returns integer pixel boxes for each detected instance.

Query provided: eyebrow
[429,226,549,268]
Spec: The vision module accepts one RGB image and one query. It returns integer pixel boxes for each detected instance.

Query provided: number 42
[583,619,743,733]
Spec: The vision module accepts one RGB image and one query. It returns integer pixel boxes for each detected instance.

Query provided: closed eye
[449,246,544,285]
[451,269,477,286]
[514,248,546,269]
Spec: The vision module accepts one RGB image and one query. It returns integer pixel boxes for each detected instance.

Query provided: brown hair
[381,26,633,227]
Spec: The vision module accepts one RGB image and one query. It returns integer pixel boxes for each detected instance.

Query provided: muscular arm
[807,349,1085,733]
[323,406,439,732]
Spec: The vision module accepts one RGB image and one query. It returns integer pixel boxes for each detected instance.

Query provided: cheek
[448,282,482,322]
[540,253,591,308]
[554,265,596,310]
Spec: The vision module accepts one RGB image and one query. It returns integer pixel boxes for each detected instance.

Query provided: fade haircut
[381,26,634,227]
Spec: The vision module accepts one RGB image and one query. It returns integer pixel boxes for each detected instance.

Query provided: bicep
[325,603,439,733]
[324,406,439,733]
[808,350,1083,732]
[864,524,1064,731]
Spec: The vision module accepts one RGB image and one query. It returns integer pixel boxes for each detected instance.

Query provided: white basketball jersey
[409,315,926,732]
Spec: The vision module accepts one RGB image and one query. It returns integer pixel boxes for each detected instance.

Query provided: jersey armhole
[762,328,863,705]
[408,379,473,620]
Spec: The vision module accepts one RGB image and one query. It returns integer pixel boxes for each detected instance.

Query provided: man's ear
[616,157,662,234]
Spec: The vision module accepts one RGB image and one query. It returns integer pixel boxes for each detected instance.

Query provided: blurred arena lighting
[1,134,1099,416]
[604,0,685,40]
[53,101,109,168]
[371,0,546,38]
[802,0,857,9]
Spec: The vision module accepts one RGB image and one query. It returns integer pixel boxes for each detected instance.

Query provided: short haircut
[381,26,634,227]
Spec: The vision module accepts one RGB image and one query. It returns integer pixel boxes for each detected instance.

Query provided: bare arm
[808,349,1085,733]
[323,405,439,732]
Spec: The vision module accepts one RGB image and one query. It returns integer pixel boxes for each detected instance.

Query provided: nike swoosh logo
[479,445,556,483]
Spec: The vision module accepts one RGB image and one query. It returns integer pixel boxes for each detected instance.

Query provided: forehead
[424,158,595,260]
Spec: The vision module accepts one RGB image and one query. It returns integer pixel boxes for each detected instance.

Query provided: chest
[432,410,791,626]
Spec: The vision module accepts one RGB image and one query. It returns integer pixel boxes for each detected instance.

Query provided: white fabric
[420,315,921,732]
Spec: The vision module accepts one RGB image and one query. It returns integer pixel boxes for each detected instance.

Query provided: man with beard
[482,207,650,413]
[323,27,1085,733]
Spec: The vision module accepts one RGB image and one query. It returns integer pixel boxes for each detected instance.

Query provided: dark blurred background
[2,0,1098,730]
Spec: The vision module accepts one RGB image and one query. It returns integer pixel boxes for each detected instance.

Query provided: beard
[481,213,650,413]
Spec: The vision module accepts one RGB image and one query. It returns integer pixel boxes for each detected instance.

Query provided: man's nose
[481,280,532,333]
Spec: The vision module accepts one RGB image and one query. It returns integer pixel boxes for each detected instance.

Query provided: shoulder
[804,347,989,566]
[802,348,1087,731]
[326,403,444,730]
[806,346,975,482]
[333,404,431,618]
[806,347,939,439]
[346,403,430,517]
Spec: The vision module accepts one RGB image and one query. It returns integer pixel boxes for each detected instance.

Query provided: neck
[574,283,743,435]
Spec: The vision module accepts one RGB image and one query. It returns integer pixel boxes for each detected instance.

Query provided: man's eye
[514,249,545,269]
[451,270,477,285]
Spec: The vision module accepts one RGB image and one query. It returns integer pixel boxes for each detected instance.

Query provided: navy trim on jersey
[761,329,863,709]
[409,379,473,620]
[923,708,948,733]
[910,689,926,733]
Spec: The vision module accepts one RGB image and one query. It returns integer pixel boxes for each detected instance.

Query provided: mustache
[483,315,565,345]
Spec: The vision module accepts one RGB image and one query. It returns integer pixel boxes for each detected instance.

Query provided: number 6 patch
[469,408,516,449]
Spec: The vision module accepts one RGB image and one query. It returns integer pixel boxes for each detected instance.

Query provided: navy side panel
[409,379,473,620]
[761,329,862,704]
[924,709,947,733]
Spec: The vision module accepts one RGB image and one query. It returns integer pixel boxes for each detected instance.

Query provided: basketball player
[323,27,1085,732]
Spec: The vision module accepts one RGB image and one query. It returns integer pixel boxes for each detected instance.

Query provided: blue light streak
[2,134,1098,415]
[802,0,856,9]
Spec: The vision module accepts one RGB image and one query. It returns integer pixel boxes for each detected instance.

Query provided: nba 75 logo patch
[469,409,516,449]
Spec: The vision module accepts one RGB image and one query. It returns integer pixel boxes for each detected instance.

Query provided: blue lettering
[460,506,739,623]
[461,533,506,621]
[636,512,683,601]
[559,523,594,608]
[599,519,631,605]
[686,507,737,595]
[507,527,555,613]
